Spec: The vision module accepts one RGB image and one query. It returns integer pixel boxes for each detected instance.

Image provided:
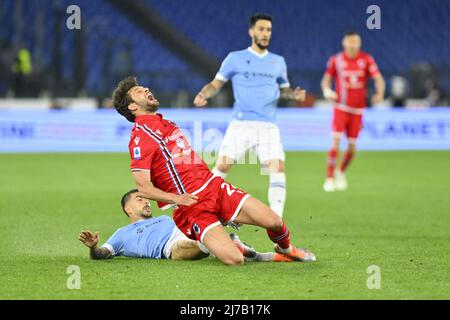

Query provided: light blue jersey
[216,47,290,123]
[102,215,175,259]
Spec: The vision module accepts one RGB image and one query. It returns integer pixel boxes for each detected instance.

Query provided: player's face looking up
[128,86,160,113]
[342,34,361,58]
[249,19,272,50]
[124,193,152,220]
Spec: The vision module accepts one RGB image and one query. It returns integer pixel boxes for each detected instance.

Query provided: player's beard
[141,100,159,113]
[254,37,270,50]
[140,205,152,219]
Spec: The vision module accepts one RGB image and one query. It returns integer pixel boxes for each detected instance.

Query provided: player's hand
[371,93,384,105]
[323,87,338,101]
[173,193,199,206]
[79,230,99,248]
[293,87,306,101]
[193,92,208,107]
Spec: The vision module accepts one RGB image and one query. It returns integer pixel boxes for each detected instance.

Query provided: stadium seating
[0,0,449,97]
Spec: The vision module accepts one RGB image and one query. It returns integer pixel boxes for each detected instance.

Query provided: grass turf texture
[0,151,449,300]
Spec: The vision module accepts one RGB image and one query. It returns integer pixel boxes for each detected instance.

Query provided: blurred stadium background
[1,0,450,154]
[1,0,450,300]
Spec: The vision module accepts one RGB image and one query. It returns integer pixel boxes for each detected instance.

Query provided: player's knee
[215,163,230,173]
[222,252,244,266]
[267,214,284,230]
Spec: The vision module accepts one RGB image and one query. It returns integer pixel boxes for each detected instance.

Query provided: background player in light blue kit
[194,13,306,218]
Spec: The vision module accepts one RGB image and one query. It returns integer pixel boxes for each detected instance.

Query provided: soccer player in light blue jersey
[79,189,294,262]
[194,13,306,218]
[79,189,208,260]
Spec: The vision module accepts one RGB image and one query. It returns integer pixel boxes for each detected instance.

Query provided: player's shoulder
[129,124,158,145]
[359,51,375,60]
[225,49,248,59]
[267,51,285,61]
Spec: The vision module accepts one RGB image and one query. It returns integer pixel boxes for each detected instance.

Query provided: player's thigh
[234,196,283,231]
[202,224,244,265]
[346,114,363,143]
[170,240,206,260]
[218,121,251,163]
[332,108,346,138]
[256,123,285,166]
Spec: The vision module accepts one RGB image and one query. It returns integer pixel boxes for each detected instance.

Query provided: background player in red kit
[321,32,385,192]
[112,76,316,265]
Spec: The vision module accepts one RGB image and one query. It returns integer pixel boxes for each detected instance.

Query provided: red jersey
[325,51,380,114]
[129,114,213,208]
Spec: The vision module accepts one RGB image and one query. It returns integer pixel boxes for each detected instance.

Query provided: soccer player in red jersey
[111,76,316,265]
[321,32,385,192]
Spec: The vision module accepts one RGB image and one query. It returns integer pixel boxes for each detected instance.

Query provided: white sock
[268,172,286,217]
[212,167,228,179]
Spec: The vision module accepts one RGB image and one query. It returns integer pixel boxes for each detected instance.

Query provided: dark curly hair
[112,76,138,122]
[120,189,139,217]
[249,13,272,27]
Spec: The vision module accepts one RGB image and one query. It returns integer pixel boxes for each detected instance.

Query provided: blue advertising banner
[0,108,449,152]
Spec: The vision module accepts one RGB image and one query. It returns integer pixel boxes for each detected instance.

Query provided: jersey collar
[247,47,269,58]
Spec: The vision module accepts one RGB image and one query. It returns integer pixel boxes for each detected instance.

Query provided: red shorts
[332,108,363,140]
[173,176,250,243]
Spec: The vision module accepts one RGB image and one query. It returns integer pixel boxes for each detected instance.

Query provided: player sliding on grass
[78,189,293,262]
[321,31,385,192]
[111,76,316,266]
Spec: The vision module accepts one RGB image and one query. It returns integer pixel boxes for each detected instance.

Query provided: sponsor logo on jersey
[357,59,366,69]
[134,137,140,145]
[176,137,185,149]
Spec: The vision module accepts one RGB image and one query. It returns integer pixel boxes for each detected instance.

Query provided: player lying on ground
[78,189,293,262]
[111,77,316,265]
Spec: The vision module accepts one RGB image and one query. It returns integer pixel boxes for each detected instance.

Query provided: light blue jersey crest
[216,47,290,122]
[102,215,175,259]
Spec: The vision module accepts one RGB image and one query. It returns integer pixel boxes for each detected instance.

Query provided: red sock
[340,150,355,172]
[327,149,338,178]
[267,223,291,249]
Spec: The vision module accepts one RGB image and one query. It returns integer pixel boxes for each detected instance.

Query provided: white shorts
[218,120,285,163]
[162,226,190,259]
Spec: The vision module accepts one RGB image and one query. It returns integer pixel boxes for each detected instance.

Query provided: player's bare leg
[335,140,356,191]
[262,159,286,218]
[212,155,234,179]
[234,196,316,262]
[170,239,209,260]
[323,135,341,192]
[202,224,244,265]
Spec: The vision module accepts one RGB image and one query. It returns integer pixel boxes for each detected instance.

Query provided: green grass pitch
[0,151,449,299]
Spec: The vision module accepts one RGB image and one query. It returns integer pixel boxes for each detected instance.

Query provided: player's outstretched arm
[193,79,225,107]
[132,170,198,206]
[78,230,112,260]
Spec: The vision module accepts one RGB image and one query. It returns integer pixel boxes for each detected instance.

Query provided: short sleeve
[215,53,236,82]
[102,231,124,256]
[277,58,290,88]
[367,55,380,78]
[129,132,156,172]
[325,56,337,77]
